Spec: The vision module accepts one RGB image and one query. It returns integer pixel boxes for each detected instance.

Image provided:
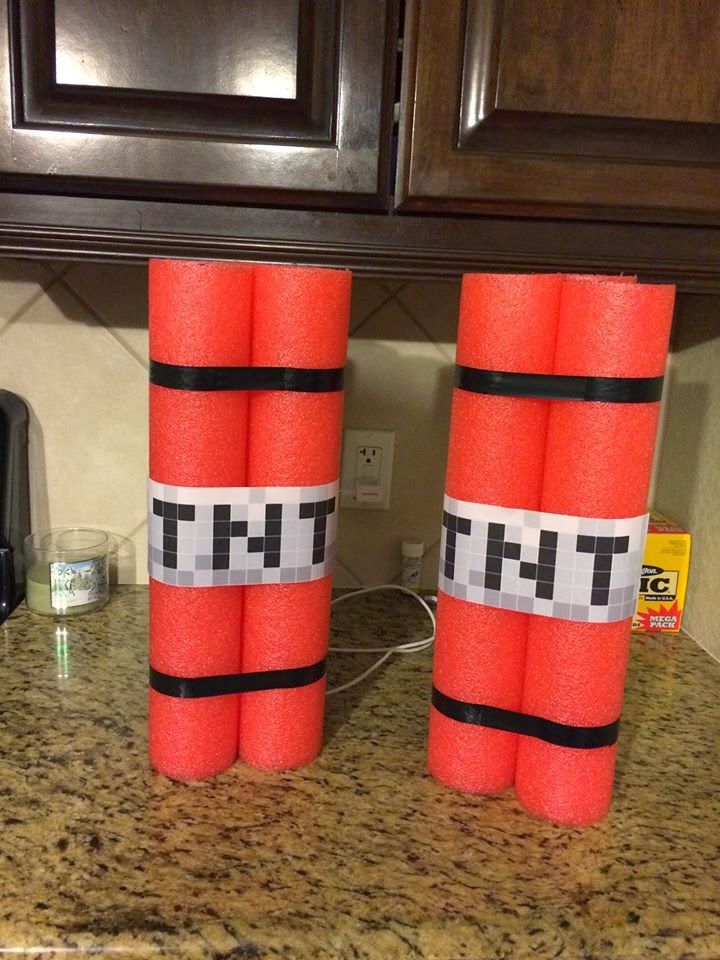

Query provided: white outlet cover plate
[340,429,395,510]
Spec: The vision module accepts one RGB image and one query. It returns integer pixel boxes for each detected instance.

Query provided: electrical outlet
[355,445,382,482]
[340,429,395,510]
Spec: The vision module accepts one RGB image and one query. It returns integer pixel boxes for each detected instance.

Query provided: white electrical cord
[325,585,436,695]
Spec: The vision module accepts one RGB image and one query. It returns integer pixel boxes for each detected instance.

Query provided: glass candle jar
[24,528,109,617]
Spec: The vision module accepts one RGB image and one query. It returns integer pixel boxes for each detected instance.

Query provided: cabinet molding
[2,193,720,293]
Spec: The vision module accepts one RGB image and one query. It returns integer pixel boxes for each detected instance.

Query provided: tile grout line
[124,516,148,541]
[50,263,74,281]
[392,294,456,364]
[59,270,150,562]
[0,265,67,343]
[349,284,404,338]
[380,279,409,298]
[57,277,149,371]
[121,517,148,584]
[334,554,364,586]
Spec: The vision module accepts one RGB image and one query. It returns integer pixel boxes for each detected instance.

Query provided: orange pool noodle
[429,274,562,793]
[148,259,253,781]
[515,278,674,824]
[239,265,351,770]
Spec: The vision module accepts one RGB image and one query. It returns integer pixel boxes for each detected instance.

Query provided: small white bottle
[401,538,424,591]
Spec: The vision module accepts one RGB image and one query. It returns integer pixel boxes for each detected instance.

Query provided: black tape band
[431,687,619,749]
[150,361,344,393]
[455,366,663,403]
[150,658,326,699]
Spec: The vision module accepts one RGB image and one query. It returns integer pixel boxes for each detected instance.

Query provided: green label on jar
[50,556,108,609]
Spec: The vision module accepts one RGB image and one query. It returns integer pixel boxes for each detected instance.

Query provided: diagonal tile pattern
[62,263,149,368]
[342,297,453,585]
[0,260,459,587]
[0,278,148,578]
[0,259,680,594]
[0,261,57,335]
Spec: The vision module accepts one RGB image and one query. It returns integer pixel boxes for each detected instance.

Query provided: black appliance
[0,391,30,623]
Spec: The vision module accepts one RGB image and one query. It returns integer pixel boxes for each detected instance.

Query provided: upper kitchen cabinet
[0,0,397,208]
[397,0,720,224]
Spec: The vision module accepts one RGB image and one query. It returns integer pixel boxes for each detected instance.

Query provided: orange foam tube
[239,264,351,770]
[428,274,563,793]
[515,278,675,824]
[148,259,253,781]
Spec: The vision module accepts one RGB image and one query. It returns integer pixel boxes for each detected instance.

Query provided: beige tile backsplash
[0,259,459,589]
[0,262,149,584]
[653,295,720,659]
[1,259,711,649]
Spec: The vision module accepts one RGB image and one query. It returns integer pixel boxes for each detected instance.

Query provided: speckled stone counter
[1,588,719,959]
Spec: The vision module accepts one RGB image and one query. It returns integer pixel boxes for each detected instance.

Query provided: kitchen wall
[1,260,715,653]
[0,258,456,590]
[653,295,720,659]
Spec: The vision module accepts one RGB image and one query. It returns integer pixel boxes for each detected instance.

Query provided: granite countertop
[1,587,719,960]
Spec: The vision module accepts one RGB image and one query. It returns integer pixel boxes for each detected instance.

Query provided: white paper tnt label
[439,496,648,623]
[148,479,338,587]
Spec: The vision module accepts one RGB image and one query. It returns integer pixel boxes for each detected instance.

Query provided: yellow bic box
[633,513,691,633]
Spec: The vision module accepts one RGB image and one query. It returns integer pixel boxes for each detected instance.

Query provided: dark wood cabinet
[2,0,720,288]
[0,0,398,208]
[397,0,720,224]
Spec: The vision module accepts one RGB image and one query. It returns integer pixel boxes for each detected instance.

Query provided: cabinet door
[1,0,397,208]
[397,0,720,223]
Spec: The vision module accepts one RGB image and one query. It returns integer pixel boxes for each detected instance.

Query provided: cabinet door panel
[496,0,720,124]
[397,0,720,223]
[54,0,300,98]
[2,0,397,207]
